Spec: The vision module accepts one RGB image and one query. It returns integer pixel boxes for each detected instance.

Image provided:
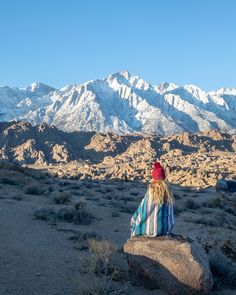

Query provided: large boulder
[124,235,213,295]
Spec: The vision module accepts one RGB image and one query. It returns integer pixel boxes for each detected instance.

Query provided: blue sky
[0,0,235,90]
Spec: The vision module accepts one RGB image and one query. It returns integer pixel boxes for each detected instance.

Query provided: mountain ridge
[1,71,236,135]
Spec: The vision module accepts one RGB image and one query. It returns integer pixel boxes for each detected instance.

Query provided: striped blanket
[130,193,174,237]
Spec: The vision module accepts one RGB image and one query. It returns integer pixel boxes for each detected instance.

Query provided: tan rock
[124,235,213,295]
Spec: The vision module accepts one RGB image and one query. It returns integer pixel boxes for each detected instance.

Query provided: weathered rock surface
[124,235,213,295]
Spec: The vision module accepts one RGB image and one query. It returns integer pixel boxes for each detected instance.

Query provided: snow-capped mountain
[0,71,236,135]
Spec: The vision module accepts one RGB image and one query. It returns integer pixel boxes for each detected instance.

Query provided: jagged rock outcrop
[1,121,236,187]
[124,236,213,295]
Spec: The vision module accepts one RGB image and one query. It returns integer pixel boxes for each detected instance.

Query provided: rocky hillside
[1,71,236,135]
[1,121,236,188]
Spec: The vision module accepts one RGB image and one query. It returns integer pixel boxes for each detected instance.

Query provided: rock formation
[124,235,213,295]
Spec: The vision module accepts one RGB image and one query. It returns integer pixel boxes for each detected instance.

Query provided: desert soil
[0,163,235,295]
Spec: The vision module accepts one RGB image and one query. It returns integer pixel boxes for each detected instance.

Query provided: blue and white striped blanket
[130,193,174,237]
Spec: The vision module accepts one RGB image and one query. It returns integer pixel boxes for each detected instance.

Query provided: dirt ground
[0,164,235,295]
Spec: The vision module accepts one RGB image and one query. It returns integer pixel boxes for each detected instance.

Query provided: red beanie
[152,162,165,181]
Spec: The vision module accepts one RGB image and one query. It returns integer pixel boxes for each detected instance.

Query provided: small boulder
[124,235,213,295]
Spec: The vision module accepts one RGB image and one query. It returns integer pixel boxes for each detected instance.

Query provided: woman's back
[130,163,174,237]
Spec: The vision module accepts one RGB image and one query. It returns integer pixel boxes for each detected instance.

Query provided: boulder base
[124,235,213,295]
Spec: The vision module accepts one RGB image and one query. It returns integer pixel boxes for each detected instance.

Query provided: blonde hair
[148,180,174,205]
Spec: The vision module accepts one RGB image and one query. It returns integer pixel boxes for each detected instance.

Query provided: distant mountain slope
[0,72,236,135]
[0,121,235,166]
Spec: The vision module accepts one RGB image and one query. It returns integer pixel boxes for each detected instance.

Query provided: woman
[131,162,174,237]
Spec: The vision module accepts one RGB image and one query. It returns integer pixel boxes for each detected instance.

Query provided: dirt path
[0,197,79,295]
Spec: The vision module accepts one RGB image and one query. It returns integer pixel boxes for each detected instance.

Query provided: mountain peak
[25,82,56,96]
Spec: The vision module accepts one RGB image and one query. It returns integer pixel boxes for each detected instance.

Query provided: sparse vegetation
[52,191,70,204]
[34,206,94,225]
[24,184,44,195]
[74,198,87,210]
[0,177,18,185]
[111,211,121,217]
[184,199,200,210]
[79,239,118,294]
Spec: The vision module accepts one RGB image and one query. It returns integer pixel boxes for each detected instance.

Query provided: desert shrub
[0,177,18,185]
[74,199,87,210]
[119,196,135,202]
[130,191,139,196]
[105,187,113,193]
[57,207,93,225]
[200,208,213,215]
[31,172,47,180]
[205,198,222,209]
[184,199,200,210]
[34,206,93,225]
[34,208,56,221]
[111,211,121,218]
[174,205,184,216]
[79,239,118,294]
[47,185,55,192]
[194,217,221,227]
[69,231,101,243]
[225,208,236,216]
[119,203,136,213]
[85,182,93,189]
[59,181,71,187]
[173,193,182,200]
[52,192,70,204]
[116,185,126,191]
[24,184,44,195]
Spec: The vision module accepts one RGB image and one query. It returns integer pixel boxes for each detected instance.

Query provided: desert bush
[74,198,87,210]
[174,205,184,216]
[85,182,93,189]
[194,217,221,227]
[80,239,118,294]
[225,208,236,216]
[34,206,93,225]
[52,192,70,204]
[130,191,139,196]
[0,177,18,185]
[204,198,222,209]
[57,207,93,225]
[33,208,56,221]
[111,211,121,218]
[119,203,136,213]
[116,185,126,191]
[173,193,182,200]
[47,185,55,192]
[119,196,135,202]
[69,231,101,243]
[105,187,113,193]
[184,199,200,210]
[24,184,44,195]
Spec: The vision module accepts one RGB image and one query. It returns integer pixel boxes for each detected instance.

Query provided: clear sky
[0,0,235,90]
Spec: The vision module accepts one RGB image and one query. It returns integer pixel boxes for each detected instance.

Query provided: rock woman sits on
[131,162,174,237]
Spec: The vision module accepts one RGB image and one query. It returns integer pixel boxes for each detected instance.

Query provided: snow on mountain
[0,72,236,135]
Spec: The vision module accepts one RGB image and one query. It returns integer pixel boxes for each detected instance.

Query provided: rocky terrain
[1,121,236,188]
[0,121,236,294]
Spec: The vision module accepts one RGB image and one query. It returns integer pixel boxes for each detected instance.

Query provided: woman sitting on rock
[131,162,174,237]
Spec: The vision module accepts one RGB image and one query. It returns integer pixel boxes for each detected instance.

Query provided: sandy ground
[0,164,235,295]
[0,195,80,295]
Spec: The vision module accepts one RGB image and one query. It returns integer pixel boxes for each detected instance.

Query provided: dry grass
[79,239,118,294]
